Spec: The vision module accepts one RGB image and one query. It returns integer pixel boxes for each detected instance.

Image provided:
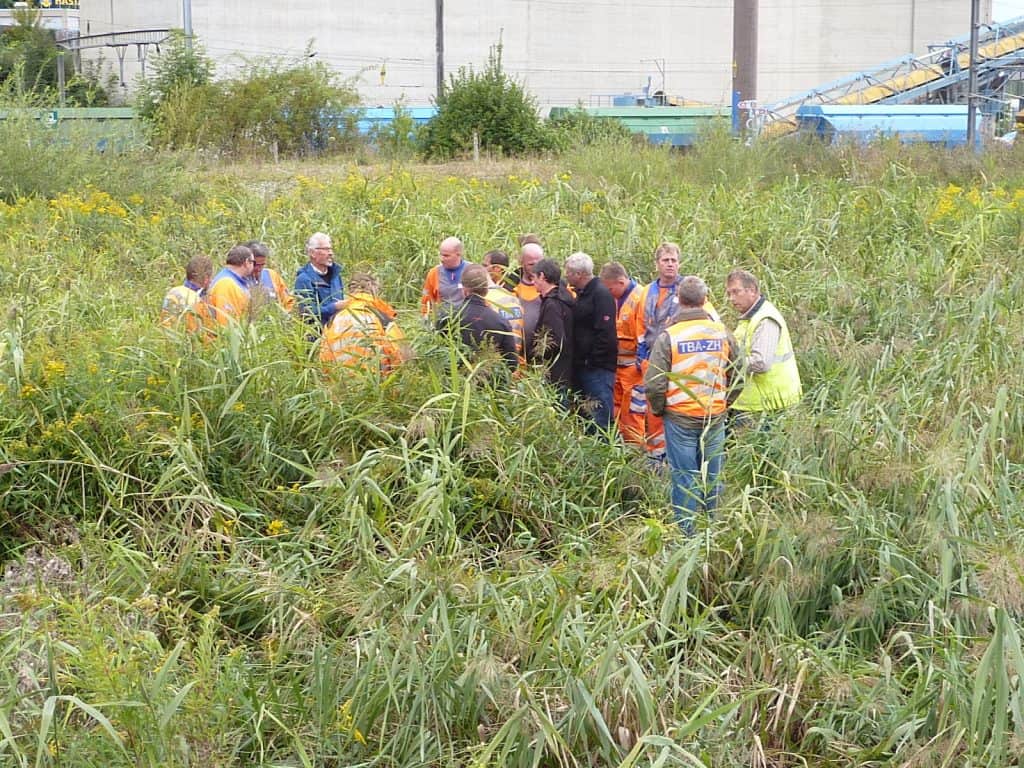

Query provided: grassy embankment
[1,121,1023,766]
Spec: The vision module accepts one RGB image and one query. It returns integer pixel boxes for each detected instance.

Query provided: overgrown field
[1,123,1023,767]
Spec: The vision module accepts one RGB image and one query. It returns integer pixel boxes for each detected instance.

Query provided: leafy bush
[0,8,110,106]
[545,106,635,152]
[138,35,360,157]
[420,43,550,159]
[369,99,420,161]
[134,30,214,124]
[217,55,360,157]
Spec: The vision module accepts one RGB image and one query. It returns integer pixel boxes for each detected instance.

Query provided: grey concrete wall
[78,0,988,107]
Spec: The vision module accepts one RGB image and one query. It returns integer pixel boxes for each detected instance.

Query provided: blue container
[796,105,981,147]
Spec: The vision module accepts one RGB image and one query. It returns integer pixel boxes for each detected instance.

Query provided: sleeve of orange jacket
[632,283,648,348]
[420,267,439,316]
[271,270,295,312]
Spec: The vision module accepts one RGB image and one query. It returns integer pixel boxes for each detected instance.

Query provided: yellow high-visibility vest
[732,299,801,412]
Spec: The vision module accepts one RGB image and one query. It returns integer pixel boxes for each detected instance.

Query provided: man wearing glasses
[207,244,255,325]
[295,232,345,329]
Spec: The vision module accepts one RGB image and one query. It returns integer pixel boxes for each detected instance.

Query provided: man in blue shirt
[295,232,344,329]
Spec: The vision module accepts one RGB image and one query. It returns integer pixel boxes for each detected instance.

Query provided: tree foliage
[137,35,360,157]
[546,106,635,151]
[134,30,214,123]
[0,8,109,105]
[420,43,550,159]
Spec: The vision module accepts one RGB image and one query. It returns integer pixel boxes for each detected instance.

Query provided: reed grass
[1,118,1022,765]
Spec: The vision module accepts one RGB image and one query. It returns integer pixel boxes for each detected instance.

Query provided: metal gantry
[759,15,1024,138]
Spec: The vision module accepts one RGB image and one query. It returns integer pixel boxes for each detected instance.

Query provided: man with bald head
[421,236,470,319]
[511,241,545,359]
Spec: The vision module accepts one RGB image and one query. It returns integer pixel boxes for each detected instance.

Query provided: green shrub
[545,106,635,152]
[0,8,109,106]
[369,99,420,161]
[139,36,361,157]
[217,55,361,157]
[135,30,214,124]
[420,43,550,159]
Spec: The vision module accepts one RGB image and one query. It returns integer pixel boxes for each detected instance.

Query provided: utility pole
[732,0,758,134]
[435,0,444,99]
[967,0,980,147]
[183,0,193,51]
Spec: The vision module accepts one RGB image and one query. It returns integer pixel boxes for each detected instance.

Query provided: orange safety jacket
[253,268,296,312]
[160,281,211,335]
[615,281,643,366]
[664,317,731,419]
[320,293,407,374]
[207,268,252,325]
[421,262,468,316]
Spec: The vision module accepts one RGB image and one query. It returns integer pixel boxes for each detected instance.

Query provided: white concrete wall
[78,0,989,107]
[760,0,994,102]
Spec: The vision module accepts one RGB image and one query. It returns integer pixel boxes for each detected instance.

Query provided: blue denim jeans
[575,366,616,433]
[663,417,726,536]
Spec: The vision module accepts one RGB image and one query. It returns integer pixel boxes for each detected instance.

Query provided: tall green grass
[1,121,1022,765]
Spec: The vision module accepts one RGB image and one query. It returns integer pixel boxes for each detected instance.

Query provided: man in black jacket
[565,252,618,432]
[438,263,518,370]
[533,258,575,395]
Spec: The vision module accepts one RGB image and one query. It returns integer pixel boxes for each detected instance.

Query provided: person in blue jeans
[564,252,618,434]
[644,276,744,535]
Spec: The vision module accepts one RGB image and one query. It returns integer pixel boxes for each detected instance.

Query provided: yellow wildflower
[43,359,67,382]
[266,519,288,537]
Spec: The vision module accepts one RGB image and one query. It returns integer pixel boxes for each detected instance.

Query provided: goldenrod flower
[265,519,288,536]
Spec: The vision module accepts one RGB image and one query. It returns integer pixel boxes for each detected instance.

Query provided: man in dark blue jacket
[295,232,344,330]
[439,263,518,371]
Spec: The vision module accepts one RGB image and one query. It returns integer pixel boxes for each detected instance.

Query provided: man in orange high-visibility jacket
[633,242,721,459]
[245,241,295,313]
[600,261,644,446]
[321,273,408,375]
[160,254,213,335]
[207,245,255,325]
[645,275,744,536]
[510,242,544,360]
[482,250,526,363]
[421,236,471,320]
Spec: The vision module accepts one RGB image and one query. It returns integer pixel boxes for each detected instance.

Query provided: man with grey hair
[513,241,545,358]
[294,232,345,329]
[725,268,802,423]
[565,251,617,432]
[245,240,294,312]
[645,275,744,535]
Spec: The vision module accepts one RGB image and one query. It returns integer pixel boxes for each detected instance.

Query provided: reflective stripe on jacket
[664,317,731,419]
[485,285,525,358]
[731,298,801,412]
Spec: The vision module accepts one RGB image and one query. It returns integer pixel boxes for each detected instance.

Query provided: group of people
[160,232,802,534]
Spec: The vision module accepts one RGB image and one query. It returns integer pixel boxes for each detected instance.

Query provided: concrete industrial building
[77,0,992,108]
